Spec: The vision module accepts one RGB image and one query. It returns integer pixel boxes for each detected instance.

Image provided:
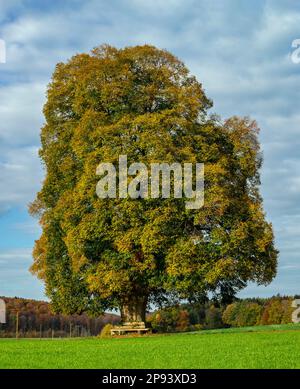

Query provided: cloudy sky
[0,0,299,300]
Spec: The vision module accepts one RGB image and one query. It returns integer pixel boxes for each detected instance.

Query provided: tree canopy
[30,44,278,321]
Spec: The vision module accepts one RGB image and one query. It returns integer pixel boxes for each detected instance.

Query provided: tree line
[1,294,297,337]
[149,295,299,333]
[0,296,119,338]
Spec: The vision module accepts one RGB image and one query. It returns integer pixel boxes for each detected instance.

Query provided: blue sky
[0,0,300,300]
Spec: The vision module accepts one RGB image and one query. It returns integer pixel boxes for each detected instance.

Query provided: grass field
[1,324,300,369]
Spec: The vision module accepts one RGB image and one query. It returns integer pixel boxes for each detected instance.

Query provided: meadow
[1,324,300,369]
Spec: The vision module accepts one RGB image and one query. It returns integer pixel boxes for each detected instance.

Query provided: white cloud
[0,145,43,212]
[0,82,45,146]
[0,248,44,299]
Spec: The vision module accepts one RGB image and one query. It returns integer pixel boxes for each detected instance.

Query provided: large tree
[30,45,278,322]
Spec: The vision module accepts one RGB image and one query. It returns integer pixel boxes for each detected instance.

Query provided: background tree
[204,305,223,329]
[222,301,263,327]
[260,297,293,325]
[30,44,278,322]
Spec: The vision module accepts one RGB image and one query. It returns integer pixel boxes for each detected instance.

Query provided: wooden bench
[111,321,150,336]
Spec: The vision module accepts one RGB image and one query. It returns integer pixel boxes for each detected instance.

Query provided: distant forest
[149,295,300,333]
[0,297,120,338]
[1,294,299,338]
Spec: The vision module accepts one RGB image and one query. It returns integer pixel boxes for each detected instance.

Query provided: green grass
[1,324,300,369]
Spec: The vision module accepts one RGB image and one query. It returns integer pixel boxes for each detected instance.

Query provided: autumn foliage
[29,44,277,321]
[222,296,294,327]
[0,296,119,338]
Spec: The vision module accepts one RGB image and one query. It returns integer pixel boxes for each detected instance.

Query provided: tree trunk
[120,295,148,323]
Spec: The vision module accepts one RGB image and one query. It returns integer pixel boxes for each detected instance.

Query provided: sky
[0,0,299,300]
